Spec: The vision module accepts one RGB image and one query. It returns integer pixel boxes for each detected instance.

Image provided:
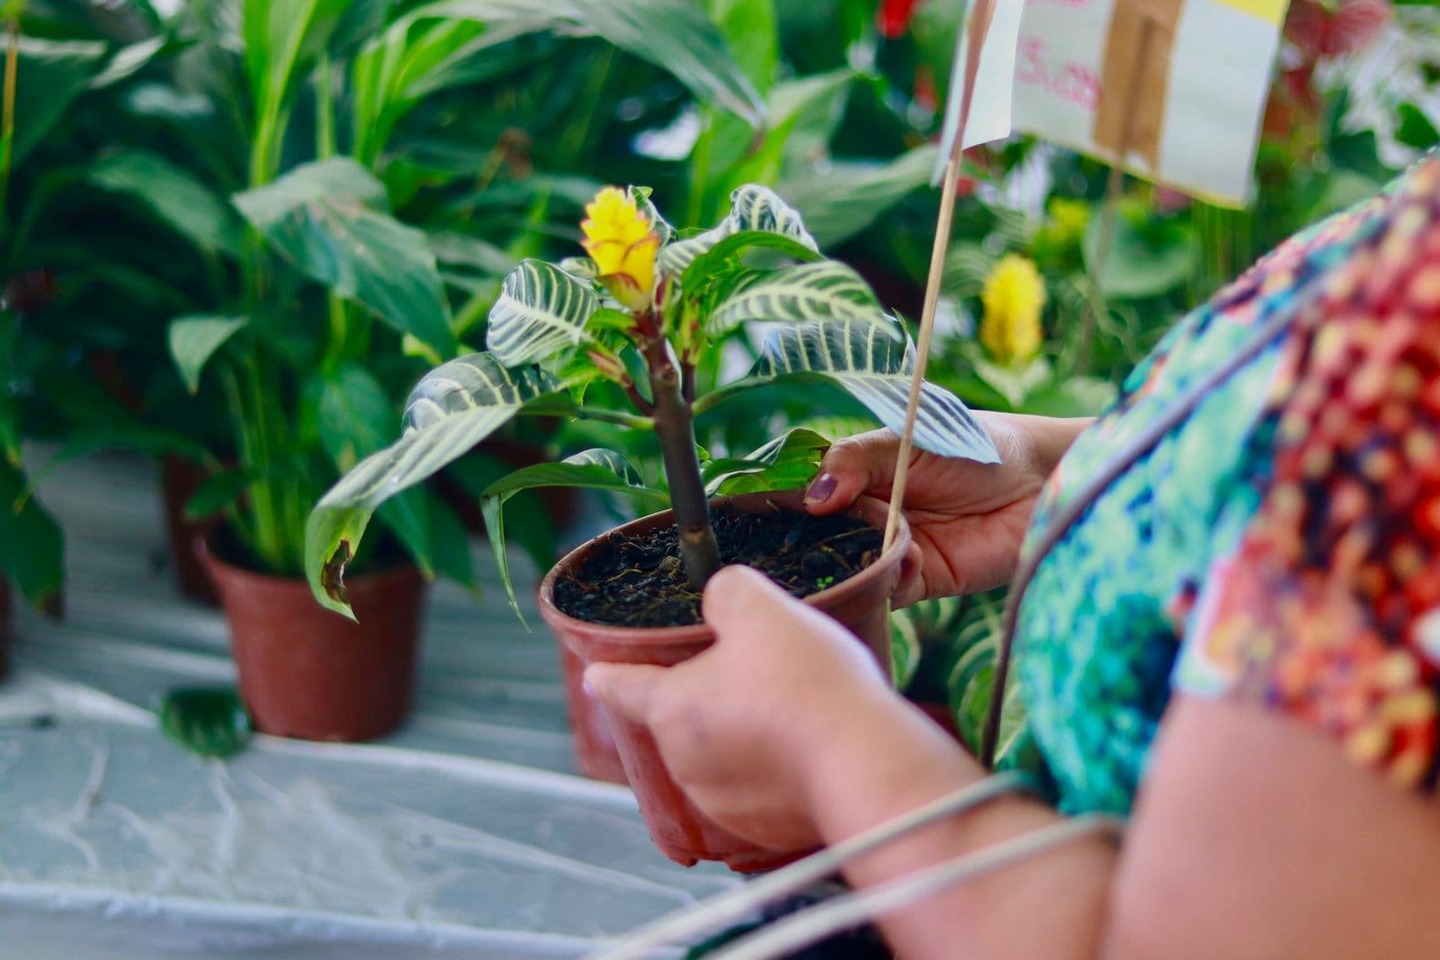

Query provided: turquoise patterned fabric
[1011,166,1415,816]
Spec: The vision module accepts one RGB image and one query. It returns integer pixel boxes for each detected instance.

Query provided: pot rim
[537,489,910,644]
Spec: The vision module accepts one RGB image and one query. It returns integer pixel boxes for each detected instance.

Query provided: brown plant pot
[0,577,11,681]
[559,645,630,784]
[539,490,912,872]
[201,541,428,742]
[160,456,221,605]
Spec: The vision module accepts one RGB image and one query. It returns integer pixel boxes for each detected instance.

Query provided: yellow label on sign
[1209,0,1289,25]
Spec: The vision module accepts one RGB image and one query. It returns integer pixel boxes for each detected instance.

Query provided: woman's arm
[587,569,1440,960]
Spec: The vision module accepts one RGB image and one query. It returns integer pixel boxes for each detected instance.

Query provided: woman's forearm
[801,691,1116,960]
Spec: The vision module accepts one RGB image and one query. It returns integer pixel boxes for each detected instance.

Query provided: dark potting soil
[553,504,882,628]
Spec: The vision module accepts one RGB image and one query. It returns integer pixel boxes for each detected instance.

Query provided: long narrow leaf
[750,320,1000,462]
[306,354,554,615]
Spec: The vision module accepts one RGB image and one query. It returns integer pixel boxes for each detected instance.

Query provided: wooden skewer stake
[883,0,996,556]
[978,12,1159,769]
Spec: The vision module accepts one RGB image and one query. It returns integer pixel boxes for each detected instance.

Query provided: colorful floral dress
[1014,155,1440,816]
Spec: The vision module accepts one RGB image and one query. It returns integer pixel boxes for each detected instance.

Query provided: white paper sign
[1009,0,1291,206]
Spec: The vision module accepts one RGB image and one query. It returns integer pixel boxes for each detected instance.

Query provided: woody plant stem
[638,316,722,590]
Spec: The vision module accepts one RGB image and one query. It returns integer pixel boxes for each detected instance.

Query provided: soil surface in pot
[554,505,881,627]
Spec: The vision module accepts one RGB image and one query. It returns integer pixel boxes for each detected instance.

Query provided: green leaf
[158,687,252,759]
[242,0,352,146]
[350,15,493,163]
[1082,214,1194,299]
[89,150,245,256]
[415,0,764,122]
[659,183,818,275]
[708,261,889,334]
[233,158,457,356]
[480,448,663,621]
[750,319,1000,463]
[184,468,251,521]
[484,259,600,367]
[681,230,822,290]
[778,145,940,249]
[705,427,831,496]
[168,315,248,393]
[306,353,555,616]
[316,365,396,472]
[89,35,168,90]
[0,460,63,609]
[429,230,518,275]
[11,37,107,167]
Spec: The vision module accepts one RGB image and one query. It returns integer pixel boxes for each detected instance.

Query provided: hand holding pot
[584,564,921,854]
[803,414,1091,605]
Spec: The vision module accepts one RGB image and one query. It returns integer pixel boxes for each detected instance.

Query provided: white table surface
[1,452,740,958]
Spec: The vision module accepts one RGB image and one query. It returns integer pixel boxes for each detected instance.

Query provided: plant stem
[0,17,18,228]
[642,336,720,589]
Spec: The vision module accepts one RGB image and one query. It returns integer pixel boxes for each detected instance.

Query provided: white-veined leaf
[630,186,674,246]
[306,353,555,616]
[485,259,600,367]
[702,427,830,496]
[708,261,888,334]
[658,183,818,276]
[480,448,664,621]
[750,320,1000,463]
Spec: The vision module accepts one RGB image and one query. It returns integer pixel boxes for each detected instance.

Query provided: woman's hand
[804,414,1089,605]
[583,565,938,853]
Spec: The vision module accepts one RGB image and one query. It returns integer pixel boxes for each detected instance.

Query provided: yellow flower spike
[580,187,660,312]
[979,254,1047,367]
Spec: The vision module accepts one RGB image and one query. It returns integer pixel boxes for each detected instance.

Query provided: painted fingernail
[804,472,837,504]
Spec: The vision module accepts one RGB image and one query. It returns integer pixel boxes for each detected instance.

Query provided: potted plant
[306,183,999,869]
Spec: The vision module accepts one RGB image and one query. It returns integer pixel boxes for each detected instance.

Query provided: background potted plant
[305,181,999,869]
[75,0,772,742]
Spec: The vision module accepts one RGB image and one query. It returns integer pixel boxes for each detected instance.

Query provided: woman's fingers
[804,430,901,514]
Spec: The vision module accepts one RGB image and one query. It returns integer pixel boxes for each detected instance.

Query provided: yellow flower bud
[979,254,1046,367]
[580,187,660,312]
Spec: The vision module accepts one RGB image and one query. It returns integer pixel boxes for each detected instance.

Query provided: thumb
[804,429,901,515]
[583,661,670,725]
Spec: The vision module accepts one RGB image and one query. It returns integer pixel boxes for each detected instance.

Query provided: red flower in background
[878,0,925,38]
[1284,0,1392,61]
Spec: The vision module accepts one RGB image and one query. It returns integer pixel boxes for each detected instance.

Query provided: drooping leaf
[708,261,889,334]
[1082,214,1194,300]
[414,0,764,123]
[168,315,248,393]
[480,448,663,621]
[779,145,940,248]
[88,35,168,90]
[659,183,817,275]
[0,460,63,609]
[306,353,555,615]
[89,150,245,256]
[750,320,1000,463]
[233,158,456,356]
[11,37,107,167]
[484,259,600,367]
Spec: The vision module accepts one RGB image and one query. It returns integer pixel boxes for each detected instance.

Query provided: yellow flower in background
[979,254,1046,367]
[580,187,660,312]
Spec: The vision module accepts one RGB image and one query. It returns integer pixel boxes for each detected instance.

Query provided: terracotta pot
[0,577,11,681]
[559,645,629,784]
[160,456,221,605]
[539,490,912,872]
[201,541,427,742]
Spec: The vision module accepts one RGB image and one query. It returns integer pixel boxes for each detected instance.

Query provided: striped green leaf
[659,184,818,276]
[306,354,555,616]
[485,260,600,367]
[708,261,888,334]
[750,320,1000,463]
[480,448,665,621]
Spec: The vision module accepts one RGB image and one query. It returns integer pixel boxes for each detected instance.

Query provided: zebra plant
[306,184,999,618]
